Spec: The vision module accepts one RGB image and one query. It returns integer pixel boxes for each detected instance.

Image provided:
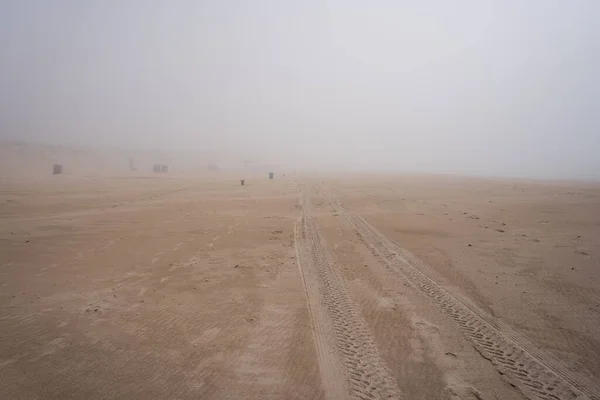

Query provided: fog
[1,1,599,179]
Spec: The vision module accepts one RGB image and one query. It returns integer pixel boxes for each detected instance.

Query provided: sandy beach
[1,146,599,399]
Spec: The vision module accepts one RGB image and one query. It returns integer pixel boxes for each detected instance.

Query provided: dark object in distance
[241,179,245,186]
[53,164,62,175]
[269,172,274,179]
[153,164,169,173]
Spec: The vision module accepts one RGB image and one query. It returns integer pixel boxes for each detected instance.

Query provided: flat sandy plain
[1,171,599,399]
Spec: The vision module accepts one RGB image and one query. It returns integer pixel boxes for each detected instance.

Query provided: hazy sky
[1,1,599,178]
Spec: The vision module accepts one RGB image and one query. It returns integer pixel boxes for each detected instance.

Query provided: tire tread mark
[295,186,402,400]
[320,183,598,400]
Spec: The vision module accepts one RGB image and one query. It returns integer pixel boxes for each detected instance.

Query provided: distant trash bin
[241,179,245,186]
[269,172,274,179]
[53,164,63,175]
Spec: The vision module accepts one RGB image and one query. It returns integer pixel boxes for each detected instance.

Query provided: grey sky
[1,1,599,178]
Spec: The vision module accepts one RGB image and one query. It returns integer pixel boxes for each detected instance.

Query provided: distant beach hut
[153,164,168,173]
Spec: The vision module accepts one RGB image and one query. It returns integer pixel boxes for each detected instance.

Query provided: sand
[1,145,599,399]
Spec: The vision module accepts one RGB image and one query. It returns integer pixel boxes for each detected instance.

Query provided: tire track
[295,186,402,400]
[320,183,599,400]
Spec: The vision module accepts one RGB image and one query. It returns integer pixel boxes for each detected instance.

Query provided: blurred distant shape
[153,164,169,173]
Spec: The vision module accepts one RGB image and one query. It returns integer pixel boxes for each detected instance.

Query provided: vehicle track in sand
[294,185,402,400]
[319,183,599,400]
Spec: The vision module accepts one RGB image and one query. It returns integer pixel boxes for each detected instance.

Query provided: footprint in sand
[152,252,164,264]
[415,320,441,335]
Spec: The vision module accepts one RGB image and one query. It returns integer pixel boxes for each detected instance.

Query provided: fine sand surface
[1,169,599,399]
